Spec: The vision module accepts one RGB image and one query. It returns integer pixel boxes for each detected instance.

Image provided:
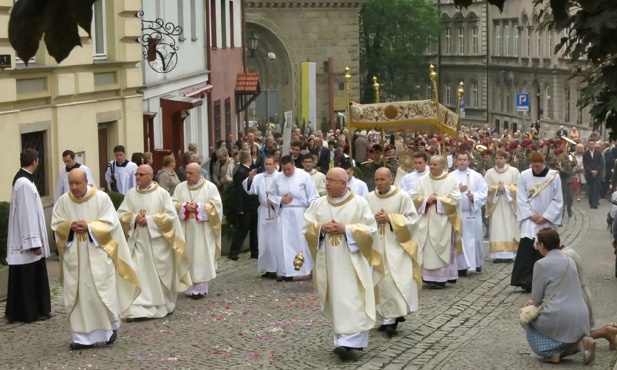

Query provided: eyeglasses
[325,178,344,183]
[135,173,151,177]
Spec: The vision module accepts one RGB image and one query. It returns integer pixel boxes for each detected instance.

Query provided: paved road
[1,201,617,369]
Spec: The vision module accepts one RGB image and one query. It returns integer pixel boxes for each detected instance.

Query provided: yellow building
[0,0,144,208]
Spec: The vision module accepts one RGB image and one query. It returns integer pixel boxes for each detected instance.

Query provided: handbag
[519,257,570,325]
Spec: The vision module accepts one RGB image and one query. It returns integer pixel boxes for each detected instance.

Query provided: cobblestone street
[2,201,617,369]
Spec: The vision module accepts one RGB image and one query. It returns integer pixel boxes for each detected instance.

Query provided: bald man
[52,169,139,349]
[303,168,378,361]
[172,163,223,299]
[367,168,419,337]
[117,165,191,320]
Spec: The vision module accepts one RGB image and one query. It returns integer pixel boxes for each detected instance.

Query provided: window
[458,28,464,54]
[426,81,433,100]
[178,0,186,41]
[537,29,542,57]
[445,28,452,54]
[445,82,452,105]
[495,24,501,56]
[545,85,552,119]
[472,80,479,107]
[472,27,479,54]
[210,0,217,48]
[577,90,583,124]
[513,27,520,56]
[190,0,197,41]
[415,82,420,99]
[229,1,235,47]
[504,24,510,56]
[547,30,552,57]
[214,100,222,140]
[497,87,503,112]
[220,0,227,47]
[526,27,531,57]
[225,98,232,135]
[21,131,48,196]
[92,0,106,58]
[565,87,571,122]
[506,89,511,113]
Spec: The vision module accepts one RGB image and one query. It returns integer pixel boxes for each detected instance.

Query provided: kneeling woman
[522,228,595,365]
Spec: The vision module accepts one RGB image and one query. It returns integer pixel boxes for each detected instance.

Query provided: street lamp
[248,28,259,57]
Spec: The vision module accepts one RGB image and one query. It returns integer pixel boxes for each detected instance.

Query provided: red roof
[235,73,260,94]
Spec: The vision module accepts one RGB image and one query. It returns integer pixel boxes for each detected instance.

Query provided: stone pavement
[1,201,617,369]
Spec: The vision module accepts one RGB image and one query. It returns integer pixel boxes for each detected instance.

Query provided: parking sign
[516,93,529,112]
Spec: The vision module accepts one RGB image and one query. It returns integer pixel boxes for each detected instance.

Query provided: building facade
[432,0,599,138]
[0,0,143,204]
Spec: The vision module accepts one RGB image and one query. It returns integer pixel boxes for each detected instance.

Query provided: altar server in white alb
[340,158,369,198]
[105,145,138,195]
[243,155,280,279]
[304,154,327,196]
[118,165,192,320]
[54,149,94,202]
[399,152,430,194]
[268,155,319,281]
[367,168,420,338]
[52,169,140,350]
[303,168,378,362]
[484,149,520,262]
[448,152,487,274]
[5,149,52,324]
[411,156,463,289]
[511,151,563,292]
[172,163,222,299]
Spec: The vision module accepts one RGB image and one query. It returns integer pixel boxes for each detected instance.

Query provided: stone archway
[245,19,295,126]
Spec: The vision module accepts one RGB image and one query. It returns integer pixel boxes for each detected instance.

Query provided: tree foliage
[455,0,617,138]
[360,0,442,103]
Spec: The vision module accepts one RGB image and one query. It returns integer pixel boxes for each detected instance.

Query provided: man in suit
[229,151,260,260]
[583,139,605,209]
[311,138,330,174]
[556,125,569,138]
[490,123,499,136]
[603,141,614,197]
[354,131,371,165]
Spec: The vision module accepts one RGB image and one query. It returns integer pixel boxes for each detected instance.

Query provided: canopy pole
[430,64,446,156]
[345,67,352,163]
[456,81,465,153]
[373,76,385,166]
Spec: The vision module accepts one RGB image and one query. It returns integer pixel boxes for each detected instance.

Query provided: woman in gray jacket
[522,228,595,365]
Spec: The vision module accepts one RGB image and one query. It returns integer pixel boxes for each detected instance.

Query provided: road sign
[516,93,529,112]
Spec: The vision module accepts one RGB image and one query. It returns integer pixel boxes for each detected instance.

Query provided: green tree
[454,0,617,138]
[360,0,442,103]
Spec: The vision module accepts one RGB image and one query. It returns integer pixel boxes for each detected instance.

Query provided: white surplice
[105,160,138,195]
[309,169,327,196]
[517,168,563,239]
[54,164,95,202]
[348,176,369,198]
[7,172,50,266]
[367,186,420,323]
[399,169,429,194]
[303,190,378,348]
[172,178,222,296]
[52,186,139,345]
[118,183,191,319]
[243,171,280,273]
[449,168,488,271]
[269,170,319,277]
[485,165,520,260]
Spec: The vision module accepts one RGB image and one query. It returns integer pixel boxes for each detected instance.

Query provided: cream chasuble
[52,186,140,344]
[410,172,462,271]
[484,165,520,258]
[303,191,379,335]
[172,178,222,289]
[367,186,420,321]
[118,183,191,319]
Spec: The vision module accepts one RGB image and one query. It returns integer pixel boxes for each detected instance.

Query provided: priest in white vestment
[243,155,280,278]
[172,163,222,299]
[268,156,319,280]
[367,168,420,337]
[118,165,192,319]
[399,152,430,194]
[5,149,51,323]
[304,154,327,196]
[511,151,563,291]
[340,158,369,197]
[105,145,138,195]
[484,150,520,262]
[303,168,379,361]
[52,169,140,349]
[448,152,488,274]
[54,149,94,202]
[410,156,463,289]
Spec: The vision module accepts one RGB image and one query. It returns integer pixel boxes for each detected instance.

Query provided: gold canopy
[349,100,459,136]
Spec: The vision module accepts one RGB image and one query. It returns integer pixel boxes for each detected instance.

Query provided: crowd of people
[4,121,617,365]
